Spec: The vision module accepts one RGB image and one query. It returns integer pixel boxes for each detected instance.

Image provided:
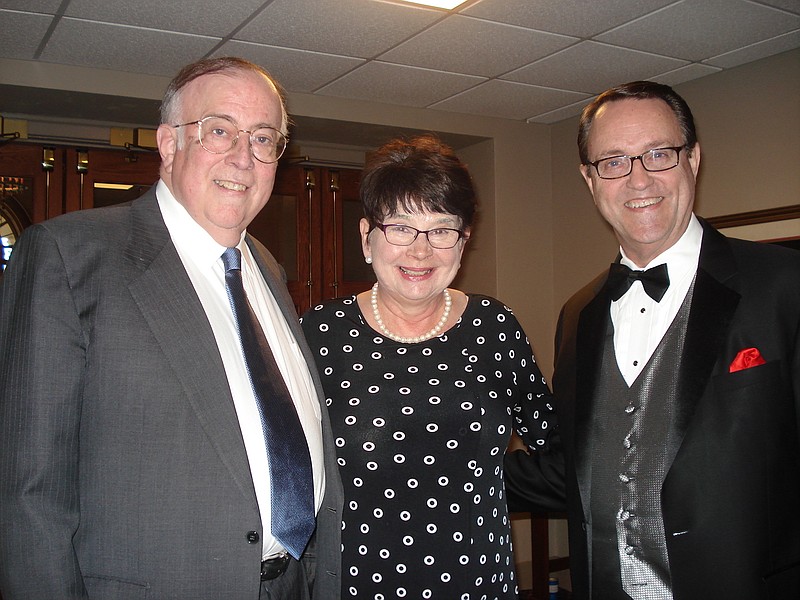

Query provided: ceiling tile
[1,0,799,126]
[214,41,365,93]
[316,61,484,107]
[652,63,722,87]
[236,0,441,58]
[505,41,688,93]
[40,18,219,76]
[704,29,800,68]
[0,10,53,59]
[431,79,588,121]
[0,1,60,11]
[462,0,677,37]
[64,0,267,37]
[528,97,593,125]
[755,0,800,13]
[596,0,800,61]
[379,15,576,77]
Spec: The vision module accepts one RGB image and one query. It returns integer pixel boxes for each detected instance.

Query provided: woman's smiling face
[361,207,468,311]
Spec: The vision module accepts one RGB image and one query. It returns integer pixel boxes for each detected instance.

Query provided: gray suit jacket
[0,187,343,599]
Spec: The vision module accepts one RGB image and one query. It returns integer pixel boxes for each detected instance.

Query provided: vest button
[246,531,260,544]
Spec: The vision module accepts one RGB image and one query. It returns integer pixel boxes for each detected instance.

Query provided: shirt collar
[156,179,246,269]
[619,214,702,280]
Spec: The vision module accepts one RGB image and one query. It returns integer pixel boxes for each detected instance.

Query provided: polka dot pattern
[302,295,554,599]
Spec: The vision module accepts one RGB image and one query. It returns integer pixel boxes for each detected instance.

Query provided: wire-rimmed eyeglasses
[374,223,466,249]
[585,146,685,180]
[173,115,288,164]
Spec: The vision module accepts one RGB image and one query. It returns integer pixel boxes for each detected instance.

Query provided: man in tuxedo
[505,81,800,599]
[0,57,343,599]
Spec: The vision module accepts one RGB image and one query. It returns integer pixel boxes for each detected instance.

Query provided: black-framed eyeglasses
[374,223,466,249]
[585,146,685,180]
[173,115,288,164]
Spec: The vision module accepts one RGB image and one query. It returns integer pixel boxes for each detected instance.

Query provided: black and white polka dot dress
[301,294,554,600]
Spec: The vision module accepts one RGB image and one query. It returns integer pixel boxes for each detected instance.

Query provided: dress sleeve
[499,300,567,513]
[501,307,555,450]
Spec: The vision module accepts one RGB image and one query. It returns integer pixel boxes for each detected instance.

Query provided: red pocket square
[729,347,766,373]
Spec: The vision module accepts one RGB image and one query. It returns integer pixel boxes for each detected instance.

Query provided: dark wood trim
[704,204,800,229]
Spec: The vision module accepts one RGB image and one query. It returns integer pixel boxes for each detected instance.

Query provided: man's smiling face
[157,69,284,247]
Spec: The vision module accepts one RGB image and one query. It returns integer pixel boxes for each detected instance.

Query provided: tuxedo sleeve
[504,430,567,513]
[0,224,89,598]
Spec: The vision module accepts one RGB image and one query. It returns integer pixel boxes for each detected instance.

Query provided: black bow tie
[606,262,670,302]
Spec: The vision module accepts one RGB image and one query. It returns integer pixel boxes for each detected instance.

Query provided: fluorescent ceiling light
[94,183,134,190]
[400,0,468,9]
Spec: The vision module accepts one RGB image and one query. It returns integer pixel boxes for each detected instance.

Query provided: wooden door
[248,163,371,315]
[67,147,160,212]
[320,168,374,301]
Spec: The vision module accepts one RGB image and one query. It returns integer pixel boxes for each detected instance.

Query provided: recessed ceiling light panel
[399,0,468,9]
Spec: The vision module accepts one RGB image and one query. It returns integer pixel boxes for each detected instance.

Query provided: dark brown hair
[578,81,697,164]
[360,134,477,231]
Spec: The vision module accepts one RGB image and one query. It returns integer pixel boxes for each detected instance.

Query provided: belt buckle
[260,552,290,581]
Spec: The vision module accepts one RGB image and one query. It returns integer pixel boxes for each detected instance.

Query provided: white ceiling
[1,0,799,132]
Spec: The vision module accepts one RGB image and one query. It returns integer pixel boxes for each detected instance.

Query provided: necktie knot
[221,247,241,272]
[607,262,670,302]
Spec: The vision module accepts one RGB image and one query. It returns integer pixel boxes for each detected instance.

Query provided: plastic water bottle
[548,576,559,600]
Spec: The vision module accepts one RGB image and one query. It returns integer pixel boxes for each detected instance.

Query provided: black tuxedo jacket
[506,219,800,599]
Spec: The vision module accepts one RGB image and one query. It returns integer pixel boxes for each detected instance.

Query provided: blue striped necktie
[221,247,315,560]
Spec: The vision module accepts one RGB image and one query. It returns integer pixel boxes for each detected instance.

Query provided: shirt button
[246,531,260,544]
[632,360,639,367]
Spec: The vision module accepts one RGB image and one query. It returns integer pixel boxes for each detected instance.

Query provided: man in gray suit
[0,57,343,599]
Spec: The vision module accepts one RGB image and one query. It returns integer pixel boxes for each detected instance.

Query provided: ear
[157,124,178,175]
[579,163,595,197]
[359,218,372,259]
[687,142,701,178]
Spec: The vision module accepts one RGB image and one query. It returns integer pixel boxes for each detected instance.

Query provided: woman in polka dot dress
[301,135,555,600]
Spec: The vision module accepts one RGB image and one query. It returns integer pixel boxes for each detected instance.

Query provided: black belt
[261,553,290,581]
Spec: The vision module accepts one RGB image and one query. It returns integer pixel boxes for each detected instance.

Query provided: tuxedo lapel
[574,286,612,519]
[667,222,740,462]
[125,193,257,506]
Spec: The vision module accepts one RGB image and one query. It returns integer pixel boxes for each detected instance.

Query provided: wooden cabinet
[0,142,371,312]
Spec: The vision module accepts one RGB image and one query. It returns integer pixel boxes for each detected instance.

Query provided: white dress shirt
[611,215,703,386]
[156,180,324,559]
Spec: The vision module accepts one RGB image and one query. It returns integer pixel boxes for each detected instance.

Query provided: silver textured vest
[589,281,695,600]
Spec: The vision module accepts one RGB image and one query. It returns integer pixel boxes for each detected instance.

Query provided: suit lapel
[574,283,612,519]
[125,192,257,506]
[667,222,740,462]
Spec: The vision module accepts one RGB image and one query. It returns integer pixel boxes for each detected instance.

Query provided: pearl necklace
[370,282,452,344]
